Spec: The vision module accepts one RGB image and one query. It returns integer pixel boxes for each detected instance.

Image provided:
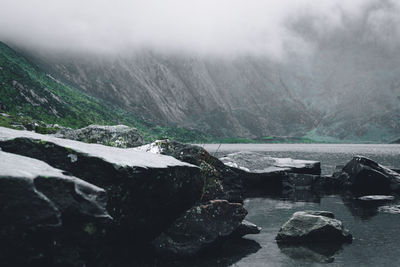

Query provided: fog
[1,0,397,58]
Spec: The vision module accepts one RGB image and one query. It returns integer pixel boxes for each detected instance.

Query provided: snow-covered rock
[0,127,203,243]
[0,151,110,265]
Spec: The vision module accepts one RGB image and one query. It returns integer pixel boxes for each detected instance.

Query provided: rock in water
[54,124,144,148]
[338,156,400,194]
[135,140,243,202]
[219,151,321,196]
[220,151,321,175]
[152,200,248,258]
[357,195,395,201]
[231,220,262,238]
[0,151,110,266]
[0,127,202,243]
[276,211,352,243]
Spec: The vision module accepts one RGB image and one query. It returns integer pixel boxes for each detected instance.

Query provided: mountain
[20,43,400,142]
[0,41,208,142]
[21,51,318,139]
[7,3,398,143]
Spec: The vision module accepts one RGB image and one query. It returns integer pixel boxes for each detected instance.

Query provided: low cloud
[0,0,398,58]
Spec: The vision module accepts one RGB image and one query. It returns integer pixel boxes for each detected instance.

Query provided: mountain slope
[24,51,318,138]
[0,42,208,142]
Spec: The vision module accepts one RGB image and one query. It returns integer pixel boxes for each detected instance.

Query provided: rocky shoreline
[1,125,399,266]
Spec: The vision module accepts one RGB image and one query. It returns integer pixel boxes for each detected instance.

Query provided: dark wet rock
[220,151,321,175]
[358,195,395,201]
[282,189,321,203]
[283,173,316,190]
[338,156,400,194]
[276,211,352,243]
[378,205,400,214]
[392,169,400,174]
[54,124,144,148]
[0,151,110,266]
[0,127,203,243]
[231,220,262,238]
[313,175,342,192]
[135,140,243,202]
[152,200,248,258]
[278,242,344,263]
[218,152,321,196]
[230,167,285,196]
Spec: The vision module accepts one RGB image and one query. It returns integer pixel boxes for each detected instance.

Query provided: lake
[178,143,400,267]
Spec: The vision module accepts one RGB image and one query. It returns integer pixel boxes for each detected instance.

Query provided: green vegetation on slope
[0,41,209,142]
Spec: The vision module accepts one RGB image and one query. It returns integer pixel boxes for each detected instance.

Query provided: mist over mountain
[1,0,400,142]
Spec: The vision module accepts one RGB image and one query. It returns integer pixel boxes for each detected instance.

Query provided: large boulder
[54,124,144,148]
[135,140,243,202]
[219,152,321,196]
[338,156,400,194]
[0,127,202,243]
[276,211,352,243]
[220,151,321,175]
[152,200,248,258]
[0,151,110,266]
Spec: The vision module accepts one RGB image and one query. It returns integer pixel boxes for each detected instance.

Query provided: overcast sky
[0,0,398,58]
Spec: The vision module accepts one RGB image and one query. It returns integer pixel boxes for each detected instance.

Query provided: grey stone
[54,124,144,148]
[152,200,248,258]
[276,211,352,243]
[231,220,262,238]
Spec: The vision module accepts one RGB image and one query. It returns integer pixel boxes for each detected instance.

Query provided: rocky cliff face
[23,45,400,141]
[26,51,318,138]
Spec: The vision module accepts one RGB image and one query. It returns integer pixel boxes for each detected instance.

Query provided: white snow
[0,127,195,169]
[134,140,164,154]
[0,151,104,192]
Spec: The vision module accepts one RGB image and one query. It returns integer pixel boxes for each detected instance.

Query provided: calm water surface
[202,143,400,175]
[189,144,400,267]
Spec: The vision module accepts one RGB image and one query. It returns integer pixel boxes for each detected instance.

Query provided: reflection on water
[277,242,344,263]
[235,195,400,267]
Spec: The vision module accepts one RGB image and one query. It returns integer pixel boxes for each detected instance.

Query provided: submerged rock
[152,200,248,258]
[54,124,144,148]
[338,156,400,194]
[276,211,352,243]
[0,151,110,266]
[135,140,243,202]
[378,205,400,214]
[357,195,395,201]
[283,173,316,190]
[0,127,202,243]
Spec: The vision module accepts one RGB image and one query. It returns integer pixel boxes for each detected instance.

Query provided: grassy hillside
[0,41,208,142]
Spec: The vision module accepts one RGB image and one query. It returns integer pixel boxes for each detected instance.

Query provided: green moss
[83,223,96,235]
